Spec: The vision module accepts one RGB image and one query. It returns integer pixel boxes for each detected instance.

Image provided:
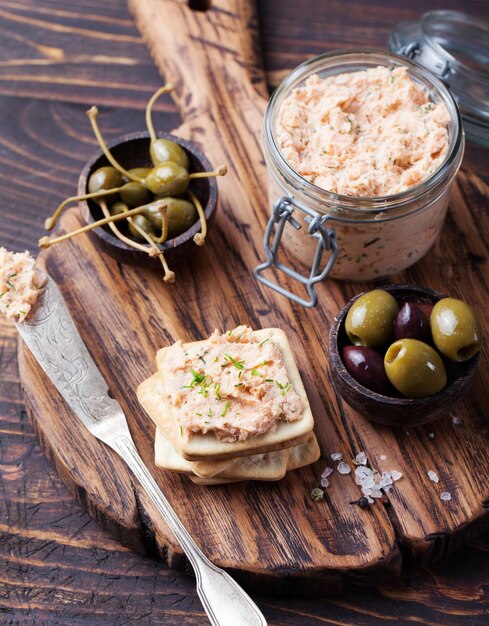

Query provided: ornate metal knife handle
[17,275,267,626]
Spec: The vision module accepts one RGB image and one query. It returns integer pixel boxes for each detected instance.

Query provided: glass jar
[255,49,464,307]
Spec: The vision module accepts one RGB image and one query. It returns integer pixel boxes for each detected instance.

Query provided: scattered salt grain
[337,461,351,475]
[379,454,387,461]
[355,466,373,485]
[440,491,452,502]
[451,415,462,425]
[331,452,343,461]
[355,451,368,465]
[427,470,439,483]
[379,472,393,488]
[320,467,333,488]
[390,470,402,482]
[428,432,435,440]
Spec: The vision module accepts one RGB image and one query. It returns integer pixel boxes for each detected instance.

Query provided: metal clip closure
[254,196,338,308]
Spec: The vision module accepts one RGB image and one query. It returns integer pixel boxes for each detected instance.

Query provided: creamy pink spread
[165,326,303,442]
[277,66,450,196]
[0,248,45,322]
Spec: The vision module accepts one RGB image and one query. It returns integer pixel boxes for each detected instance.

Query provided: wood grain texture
[2,0,489,622]
[15,0,489,593]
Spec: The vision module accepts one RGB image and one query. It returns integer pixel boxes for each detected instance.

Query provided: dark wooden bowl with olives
[329,285,482,427]
[78,131,218,269]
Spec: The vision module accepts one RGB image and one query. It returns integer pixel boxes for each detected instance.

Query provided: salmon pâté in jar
[255,50,464,307]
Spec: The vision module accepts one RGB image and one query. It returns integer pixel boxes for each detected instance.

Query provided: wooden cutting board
[18,0,489,594]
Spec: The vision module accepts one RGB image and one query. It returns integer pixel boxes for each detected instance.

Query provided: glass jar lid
[389,11,489,146]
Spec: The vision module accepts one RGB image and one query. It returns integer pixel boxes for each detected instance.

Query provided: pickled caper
[144,197,197,238]
[119,181,153,208]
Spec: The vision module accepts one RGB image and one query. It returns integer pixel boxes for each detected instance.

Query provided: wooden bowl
[78,131,218,268]
[329,285,480,427]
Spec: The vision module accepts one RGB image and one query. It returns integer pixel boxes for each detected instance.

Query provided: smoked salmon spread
[0,248,45,322]
[165,326,304,443]
[277,66,450,197]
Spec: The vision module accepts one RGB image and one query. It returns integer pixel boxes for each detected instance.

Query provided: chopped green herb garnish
[259,338,270,347]
[179,426,183,437]
[220,400,230,417]
[207,407,213,418]
[6,281,14,289]
[234,382,243,387]
[19,310,26,315]
[199,356,206,365]
[265,378,274,383]
[0,291,6,298]
[214,383,221,401]
[196,412,203,417]
[224,353,245,370]
[214,356,219,363]
[251,368,263,377]
[8,273,17,278]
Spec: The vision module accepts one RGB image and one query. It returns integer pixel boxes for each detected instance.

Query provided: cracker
[148,328,314,461]
[155,426,320,480]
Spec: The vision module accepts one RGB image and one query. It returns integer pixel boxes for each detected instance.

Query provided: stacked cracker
[137,328,319,484]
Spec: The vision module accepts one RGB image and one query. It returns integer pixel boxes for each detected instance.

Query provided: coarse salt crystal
[355,451,368,465]
[320,467,333,488]
[390,470,402,481]
[355,466,373,485]
[331,452,343,461]
[337,461,351,475]
[451,415,462,425]
[380,475,393,488]
[383,485,393,493]
[428,432,435,439]
[440,491,452,501]
[371,488,383,499]
[362,486,372,496]
[379,454,387,461]
[427,470,439,483]
[366,496,374,504]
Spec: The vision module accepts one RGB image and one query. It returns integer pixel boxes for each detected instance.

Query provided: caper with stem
[145,84,189,169]
[86,105,226,196]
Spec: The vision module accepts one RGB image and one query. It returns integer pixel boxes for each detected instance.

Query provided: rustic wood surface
[2,0,489,623]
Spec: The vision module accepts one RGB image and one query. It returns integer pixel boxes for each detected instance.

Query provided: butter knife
[16,274,267,626]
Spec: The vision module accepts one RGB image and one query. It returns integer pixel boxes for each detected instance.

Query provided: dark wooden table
[1,1,488,624]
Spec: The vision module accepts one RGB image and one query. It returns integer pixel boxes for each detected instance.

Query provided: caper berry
[109,201,129,216]
[431,298,482,361]
[345,289,399,348]
[144,162,190,196]
[150,138,190,169]
[144,197,197,238]
[88,166,123,198]
[119,182,153,208]
[128,214,155,241]
[384,339,447,398]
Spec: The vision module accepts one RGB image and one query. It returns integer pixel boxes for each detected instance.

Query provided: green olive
[144,197,197,238]
[109,201,129,216]
[127,214,155,241]
[88,166,123,201]
[430,298,482,361]
[119,182,153,208]
[144,162,190,196]
[150,138,189,169]
[345,289,399,348]
[384,339,447,398]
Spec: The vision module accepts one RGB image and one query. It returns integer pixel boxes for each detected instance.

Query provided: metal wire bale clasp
[254,196,338,308]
